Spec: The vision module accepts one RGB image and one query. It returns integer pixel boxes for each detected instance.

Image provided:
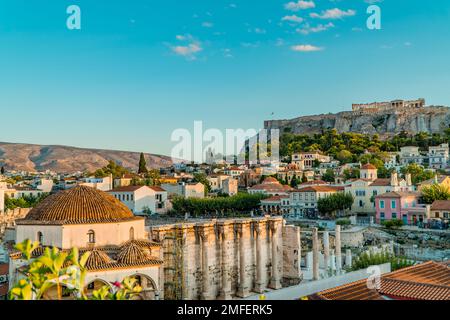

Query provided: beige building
[9,186,164,300]
[345,164,414,214]
[160,182,205,199]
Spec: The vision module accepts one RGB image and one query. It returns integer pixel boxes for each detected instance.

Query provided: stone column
[330,249,336,271]
[269,220,282,289]
[345,249,352,268]
[306,251,313,271]
[254,221,265,293]
[236,222,250,297]
[218,222,232,300]
[335,225,342,274]
[198,225,214,300]
[312,227,319,281]
[323,231,330,271]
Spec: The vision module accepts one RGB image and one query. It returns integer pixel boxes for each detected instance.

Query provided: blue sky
[0,0,449,156]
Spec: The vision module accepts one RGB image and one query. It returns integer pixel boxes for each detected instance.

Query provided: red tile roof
[16,186,138,225]
[369,179,391,186]
[297,186,344,193]
[361,163,377,170]
[313,261,450,300]
[149,186,166,192]
[431,200,450,211]
[110,185,145,192]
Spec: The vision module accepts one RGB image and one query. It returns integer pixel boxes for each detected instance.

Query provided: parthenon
[352,98,425,113]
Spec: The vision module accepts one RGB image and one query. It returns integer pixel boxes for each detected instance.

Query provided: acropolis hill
[264,99,450,137]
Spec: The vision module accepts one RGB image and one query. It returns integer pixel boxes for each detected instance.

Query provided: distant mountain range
[0,142,175,173]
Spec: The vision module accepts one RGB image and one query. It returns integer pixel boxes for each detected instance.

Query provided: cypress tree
[138,153,148,174]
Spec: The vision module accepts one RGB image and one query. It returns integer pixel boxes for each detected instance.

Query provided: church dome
[262,177,279,184]
[19,185,137,225]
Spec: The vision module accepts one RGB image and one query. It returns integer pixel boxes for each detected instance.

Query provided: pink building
[375,191,425,225]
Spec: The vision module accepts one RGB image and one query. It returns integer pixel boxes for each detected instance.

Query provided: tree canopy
[421,184,450,204]
[317,192,354,217]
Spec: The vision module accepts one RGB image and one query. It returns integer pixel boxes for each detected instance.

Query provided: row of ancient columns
[311,225,349,280]
[196,218,282,300]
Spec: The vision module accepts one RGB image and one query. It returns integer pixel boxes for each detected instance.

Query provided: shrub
[336,218,351,226]
[381,219,404,229]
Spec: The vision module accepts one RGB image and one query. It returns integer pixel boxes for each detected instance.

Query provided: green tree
[193,173,212,195]
[322,169,335,183]
[317,193,354,218]
[421,184,450,204]
[301,173,308,183]
[138,152,148,174]
[401,163,434,184]
[9,239,143,300]
[94,160,129,178]
[290,174,298,188]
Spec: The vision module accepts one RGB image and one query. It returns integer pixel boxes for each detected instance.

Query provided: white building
[9,185,163,300]
[291,152,331,170]
[80,176,113,192]
[399,146,425,166]
[208,175,238,196]
[428,143,449,169]
[109,185,168,215]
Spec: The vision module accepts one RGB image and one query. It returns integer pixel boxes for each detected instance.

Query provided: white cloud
[248,27,267,34]
[281,15,304,23]
[171,34,203,60]
[285,1,315,12]
[297,22,334,34]
[202,22,214,28]
[310,8,356,19]
[291,44,323,52]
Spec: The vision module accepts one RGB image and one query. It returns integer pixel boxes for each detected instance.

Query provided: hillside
[0,142,175,173]
[264,106,450,137]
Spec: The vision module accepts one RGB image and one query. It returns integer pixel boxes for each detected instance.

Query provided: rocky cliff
[264,106,450,137]
[0,142,175,173]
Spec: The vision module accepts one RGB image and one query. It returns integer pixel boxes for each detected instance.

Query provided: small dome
[84,250,114,270]
[20,185,136,225]
[262,177,279,184]
[116,242,149,265]
[361,163,377,170]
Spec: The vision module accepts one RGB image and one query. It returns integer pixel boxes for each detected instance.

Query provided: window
[37,231,43,244]
[380,212,385,221]
[129,227,135,240]
[391,200,396,209]
[392,212,397,219]
[444,212,449,218]
[380,200,385,209]
[131,194,134,201]
[88,230,95,244]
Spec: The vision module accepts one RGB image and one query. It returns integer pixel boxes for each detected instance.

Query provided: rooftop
[311,261,450,300]
[16,185,140,225]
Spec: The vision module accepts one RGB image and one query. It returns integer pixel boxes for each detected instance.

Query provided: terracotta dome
[19,185,137,225]
[116,242,149,264]
[262,177,279,184]
[361,163,377,170]
[83,249,114,270]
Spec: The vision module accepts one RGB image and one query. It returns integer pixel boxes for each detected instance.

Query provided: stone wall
[264,105,450,138]
[148,217,302,300]
[0,208,30,239]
